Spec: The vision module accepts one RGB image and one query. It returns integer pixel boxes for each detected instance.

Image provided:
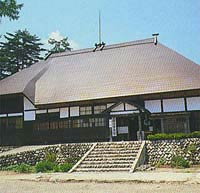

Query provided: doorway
[113,116,138,141]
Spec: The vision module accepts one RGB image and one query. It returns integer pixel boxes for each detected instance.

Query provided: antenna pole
[99,10,101,44]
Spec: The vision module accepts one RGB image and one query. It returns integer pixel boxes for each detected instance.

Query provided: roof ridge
[48,38,154,59]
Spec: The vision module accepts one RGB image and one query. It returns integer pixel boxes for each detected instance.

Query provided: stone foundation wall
[0,146,16,154]
[0,143,92,168]
[146,138,200,166]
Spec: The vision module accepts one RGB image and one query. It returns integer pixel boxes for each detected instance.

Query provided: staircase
[72,141,143,172]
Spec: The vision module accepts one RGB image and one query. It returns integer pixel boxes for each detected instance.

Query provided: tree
[0,0,23,21]
[0,29,45,79]
[48,37,71,54]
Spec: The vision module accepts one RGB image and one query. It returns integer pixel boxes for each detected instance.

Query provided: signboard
[118,126,128,134]
[109,117,117,137]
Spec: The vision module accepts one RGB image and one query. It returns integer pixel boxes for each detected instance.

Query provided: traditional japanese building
[0,37,200,145]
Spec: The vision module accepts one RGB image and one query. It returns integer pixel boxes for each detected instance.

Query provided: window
[34,122,49,130]
[7,117,23,129]
[80,106,92,115]
[94,118,106,127]
[16,117,23,129]
[72,119,82,128]
[59,119,70,129]
[49,121,59,129]
[94,105,106,114]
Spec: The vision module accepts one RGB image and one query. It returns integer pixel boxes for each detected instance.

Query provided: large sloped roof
[0,38,200,105]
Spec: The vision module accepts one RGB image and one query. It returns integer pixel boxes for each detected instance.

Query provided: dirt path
[0,179,199,193]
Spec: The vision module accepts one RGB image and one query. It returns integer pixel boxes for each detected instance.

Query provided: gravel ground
[0,179,200,193]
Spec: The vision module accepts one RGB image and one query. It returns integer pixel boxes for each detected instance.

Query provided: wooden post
[138,114,142,141]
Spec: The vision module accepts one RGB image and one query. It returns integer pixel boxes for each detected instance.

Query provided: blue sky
[0,0,200,64]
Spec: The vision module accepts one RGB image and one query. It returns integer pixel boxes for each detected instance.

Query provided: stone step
[87,153,137,158]
[78,163,132,168]
[81,160,134,165]
[94,147,139,151]
[74,168,130,172]
[96,144,141,149]
[91,150,139,154]
[84,157,136,161]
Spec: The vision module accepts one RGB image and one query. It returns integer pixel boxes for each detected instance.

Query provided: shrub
[16,163,32,173]
[45,152,57,163]
[60,163,73,172]
[1,165,19,171]
[171,156,189,168]
[35,161,55,173]
[53,165,60,172]
[147,131,200,141]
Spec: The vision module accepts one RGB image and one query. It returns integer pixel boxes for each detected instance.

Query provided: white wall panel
[125,103,137,111]
[24,111,35,121]
[60,107,69,118]
[145,100,161,113]
[0,114,7,117]
[24,97,35,110]
[107,103,115,108]
[70,106,79,117]
[187,97,200,111]
[36,109,47,114]
[112,103,124,112]
[48,108,59,113]
[163,98,185,112]
[8,113,23,117]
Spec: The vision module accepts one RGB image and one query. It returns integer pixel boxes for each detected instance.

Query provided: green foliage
[16,163,32,173]
[0,29,45,79]
[186,144,197,153]
[60,163,73,172]
[147,131,200,141]
[0,164,32,173]
[35,161,55,173]
[171,156,189,168]
[0,164,19,171]
[48,37,71,54]
[53,165,60,172]
[45,152,57,163]
[156,158,166,168]
[0,0,23,21]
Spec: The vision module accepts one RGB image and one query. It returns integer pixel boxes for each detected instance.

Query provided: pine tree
[0,0,23,21]
[0,29,45,79]
[48,37,71,54]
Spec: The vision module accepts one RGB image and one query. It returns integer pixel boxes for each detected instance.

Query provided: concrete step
[94,147,140,151]
[78,163,132,168]
[96,144,141,149]
[84,157,136,161]
[74,168,130,172]
[91,150,139,154]
[87,153,137,158]
[81,160,134,165]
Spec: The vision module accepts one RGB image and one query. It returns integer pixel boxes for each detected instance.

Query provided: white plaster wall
[60,107,69,118]
[163,98,185,112]
[36,109,47,114]
[8,113,23,117]
[125,103,137,111]
[48,108,59,113]
[24,97,35,110]
[24,111,35,121]
[70,106,79,117]
[187,96,200,111]
[145,100,161,113]
[112,103,124,111]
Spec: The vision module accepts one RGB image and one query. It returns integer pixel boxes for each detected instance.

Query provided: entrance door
[113,116,138,141]
[128,116,138,141]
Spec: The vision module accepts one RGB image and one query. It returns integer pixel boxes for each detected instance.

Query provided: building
[0,37,200,145]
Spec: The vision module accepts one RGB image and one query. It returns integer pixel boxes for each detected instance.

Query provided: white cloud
[43,30,80,50]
